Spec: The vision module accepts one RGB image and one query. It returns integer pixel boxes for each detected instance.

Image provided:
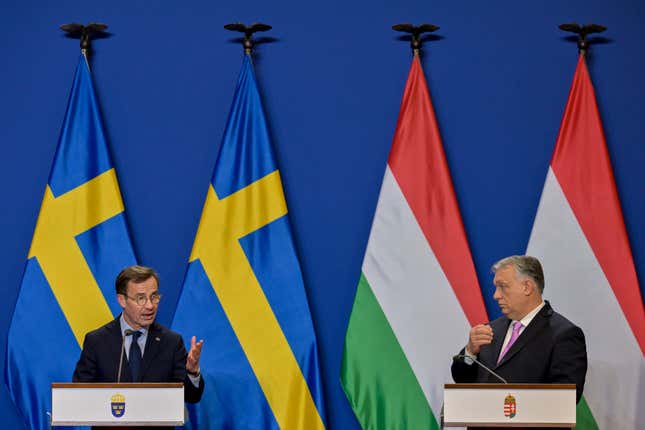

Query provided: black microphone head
[123,329,134,336]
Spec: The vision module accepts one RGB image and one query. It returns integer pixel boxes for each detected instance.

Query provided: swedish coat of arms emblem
[111,393,126,418]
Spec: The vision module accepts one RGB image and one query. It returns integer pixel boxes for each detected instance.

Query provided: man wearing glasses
[73,265,204,404]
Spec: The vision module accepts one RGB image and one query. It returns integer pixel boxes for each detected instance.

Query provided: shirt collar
[119,314,149,337]
[517,300,546,328]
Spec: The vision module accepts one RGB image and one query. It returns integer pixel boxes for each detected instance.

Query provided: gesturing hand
[186,336,204,375]
[467,324,493,355]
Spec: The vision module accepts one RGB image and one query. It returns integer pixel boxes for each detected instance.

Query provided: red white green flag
[526,54,644,429]
[341,55,488,429]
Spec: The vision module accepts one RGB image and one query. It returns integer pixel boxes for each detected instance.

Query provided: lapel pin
[155,337,161,342]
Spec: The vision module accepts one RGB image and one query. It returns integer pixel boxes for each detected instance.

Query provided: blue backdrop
[1,1,643,428]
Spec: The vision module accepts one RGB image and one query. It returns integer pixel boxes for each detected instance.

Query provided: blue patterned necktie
[129,331,142,382]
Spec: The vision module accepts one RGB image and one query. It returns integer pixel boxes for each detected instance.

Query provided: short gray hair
[492,255,544,293]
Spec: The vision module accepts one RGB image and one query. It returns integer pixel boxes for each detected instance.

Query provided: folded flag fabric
[526,54,644,429]
[341,55,488,430]
[172,55,326,429]
[5,54,137,430]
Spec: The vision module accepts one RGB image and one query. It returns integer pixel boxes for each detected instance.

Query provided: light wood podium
[443,383,576,428]
[51,383,184,427]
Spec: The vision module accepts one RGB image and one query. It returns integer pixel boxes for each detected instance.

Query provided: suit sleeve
[451,347,478,383]
[173,336,205,403]
[549,325,587,403]
[72,333,97,382]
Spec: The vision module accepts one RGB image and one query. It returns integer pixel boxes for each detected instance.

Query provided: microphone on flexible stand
[452,354,508,384]
[117,329,134,383]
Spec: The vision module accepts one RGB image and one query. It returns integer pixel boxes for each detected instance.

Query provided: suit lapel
[489,318,510,368]
[496,301,553,367]
[140,322,163,380]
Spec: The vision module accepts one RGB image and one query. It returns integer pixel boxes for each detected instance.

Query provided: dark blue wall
[1,1,643,428]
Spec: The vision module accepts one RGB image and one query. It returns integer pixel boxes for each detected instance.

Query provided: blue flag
[172,55,327,429]
[4,54,137,429]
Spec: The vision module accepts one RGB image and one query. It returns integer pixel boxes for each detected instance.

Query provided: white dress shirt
[464,300,546,362]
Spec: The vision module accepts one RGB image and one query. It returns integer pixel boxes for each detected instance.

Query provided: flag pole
[558,22,607,56]
[224,22,272,56]
[392,23,440,57]
[60,22,109,64]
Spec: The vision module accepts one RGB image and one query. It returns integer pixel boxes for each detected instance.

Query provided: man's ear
[116,294,126,308]
[523,279,536,296]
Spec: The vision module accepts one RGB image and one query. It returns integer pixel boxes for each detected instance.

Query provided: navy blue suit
[451,301,587,402]
[73,316,204,403]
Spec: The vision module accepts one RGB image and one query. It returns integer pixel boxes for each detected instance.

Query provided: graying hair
[492,255,544,293]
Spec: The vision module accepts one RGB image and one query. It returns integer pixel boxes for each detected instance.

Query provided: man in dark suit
[73,265,205,405]
[451,255,587,405]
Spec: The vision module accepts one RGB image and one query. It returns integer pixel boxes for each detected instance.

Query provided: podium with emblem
[442,383,577,428]
[51,382,184,426]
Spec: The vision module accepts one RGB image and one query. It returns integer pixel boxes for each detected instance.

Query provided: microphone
[453,354,508,384]
[117,329,135,383]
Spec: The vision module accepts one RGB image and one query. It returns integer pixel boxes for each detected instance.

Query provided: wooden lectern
[51,382,184,427]
[443,383,576,428]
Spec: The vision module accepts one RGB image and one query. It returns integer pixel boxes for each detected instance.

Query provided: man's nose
[493,287,501,299]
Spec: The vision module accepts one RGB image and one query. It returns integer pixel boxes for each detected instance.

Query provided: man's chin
[139,315,155,326]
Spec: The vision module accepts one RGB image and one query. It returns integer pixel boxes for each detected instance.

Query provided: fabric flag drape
[526,54,644,429]
[4,54,137,430]
[171,55,326,430]
[341,55,488,429]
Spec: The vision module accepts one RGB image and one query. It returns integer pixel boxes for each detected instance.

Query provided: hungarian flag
[341,55,488,429]
[526,54,644,428]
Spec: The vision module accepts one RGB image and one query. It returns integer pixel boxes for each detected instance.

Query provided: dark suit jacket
[73,316,204,403]
[451,301,587,427]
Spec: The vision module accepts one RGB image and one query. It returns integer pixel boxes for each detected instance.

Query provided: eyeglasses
[121,292,162,306]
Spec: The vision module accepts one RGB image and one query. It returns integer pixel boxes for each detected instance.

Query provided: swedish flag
[172,55,327,429]
[4,54,137,429]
